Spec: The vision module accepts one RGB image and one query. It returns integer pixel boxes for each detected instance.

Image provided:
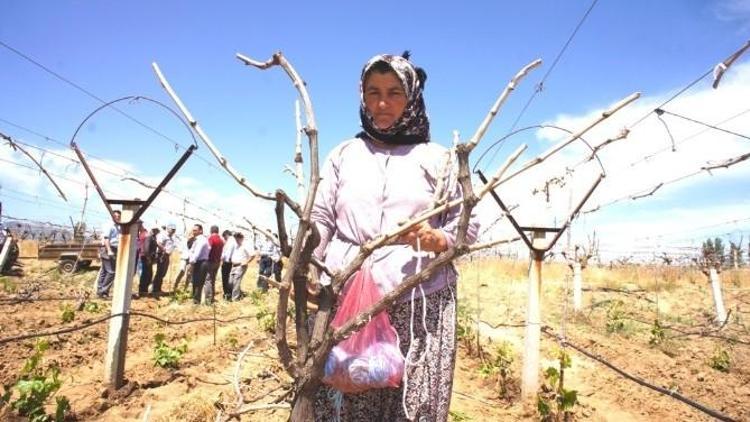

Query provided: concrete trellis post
[522,230,545,398]
[0,233,13,272]
[562,238,596,313]
[478,163,604,402]
[709,267,727,324]
[700,263,728,325]
[69,95,197,389]
[104,204,138,388]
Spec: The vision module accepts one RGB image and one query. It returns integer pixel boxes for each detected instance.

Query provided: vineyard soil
[0,258,748,421]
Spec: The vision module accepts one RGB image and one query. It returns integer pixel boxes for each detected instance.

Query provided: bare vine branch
[1,131,68,201]
[151,62,275,201]
[702,151,750,171]
[236,51,322,380]
[467,59,542,151]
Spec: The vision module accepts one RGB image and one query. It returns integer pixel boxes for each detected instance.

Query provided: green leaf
[561,389,578,410]
[36,340,49,353]
[544,366,559,386]
[55,396,70,422]
[537,396,551,416]
[559,351,572,369]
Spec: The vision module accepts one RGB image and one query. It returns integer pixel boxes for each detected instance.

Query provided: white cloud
[713,0,750,28]
[475,62,750,260]
[0,143,279,241]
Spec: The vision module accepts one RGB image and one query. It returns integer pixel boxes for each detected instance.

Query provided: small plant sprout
[153,333,188,369]
[60,304,75,323]
[226,332,239,349]
[605,300,626,333]
[256,307,276,334]
[709,346,731,373]
[249,289,265,307]
[478,341,517,399]
[170,288,192,304]
[0,340,71,421]
[538,349,578,421]
[649,319,666,346]
[83,301,101,313]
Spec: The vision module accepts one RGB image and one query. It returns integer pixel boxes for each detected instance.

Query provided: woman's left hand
[398,221,448,253]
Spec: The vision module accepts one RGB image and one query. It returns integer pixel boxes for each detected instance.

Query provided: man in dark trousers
[219,229,234,301]
[96,210,121,298]
[152,223,176,297]
[137,227,159,298]
[203,225,224,304]
[188,224,209,304]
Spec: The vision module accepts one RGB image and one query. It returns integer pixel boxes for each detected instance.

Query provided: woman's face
[364,71,407,130]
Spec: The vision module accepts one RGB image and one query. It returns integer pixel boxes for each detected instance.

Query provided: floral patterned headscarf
[358,53,430,145]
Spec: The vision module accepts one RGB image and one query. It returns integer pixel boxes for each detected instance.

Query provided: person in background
[135,222,147,277]
[173,230,195,293]
[137,227,159,298]
[152,223,177,297]
[227,232,256,301]
[220,229,234,301]
[96,210,121,299]
[256,237,274,292]
[203,225,224,304]
[188,224,210,304]
[0,202,6,248]
[270,233,283,284]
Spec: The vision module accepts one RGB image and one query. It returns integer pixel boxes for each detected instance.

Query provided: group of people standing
[95,216,282,305]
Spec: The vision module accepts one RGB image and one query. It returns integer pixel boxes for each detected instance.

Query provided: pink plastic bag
[322,265,404,393]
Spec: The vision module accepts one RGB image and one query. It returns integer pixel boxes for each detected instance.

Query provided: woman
[312,52,478,421]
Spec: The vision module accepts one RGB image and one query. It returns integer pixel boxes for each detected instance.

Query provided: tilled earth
[0,259,748,421]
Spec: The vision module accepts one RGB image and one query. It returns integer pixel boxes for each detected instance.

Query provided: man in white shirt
[152,223,177,297]
[188,223,210,304]
[228,232,256,301]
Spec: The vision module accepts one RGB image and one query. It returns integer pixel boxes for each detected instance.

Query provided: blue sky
[2,0,750,259]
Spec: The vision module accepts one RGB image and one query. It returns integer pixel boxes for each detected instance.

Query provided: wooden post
[522,230,545,401]
[708,267,727,325]
[104,204,139,389]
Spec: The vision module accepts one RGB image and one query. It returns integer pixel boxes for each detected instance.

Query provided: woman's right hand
[398,221,448,253]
